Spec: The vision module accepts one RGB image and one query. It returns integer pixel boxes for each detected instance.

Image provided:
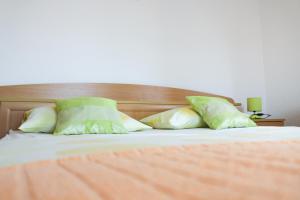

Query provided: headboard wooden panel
[0,83,240,138]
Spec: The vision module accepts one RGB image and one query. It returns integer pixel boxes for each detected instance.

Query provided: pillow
[120,112,152,132]
[54,97,127,135]
[186,96,256,130]
[140,107,207,129]
[19,106,56,133]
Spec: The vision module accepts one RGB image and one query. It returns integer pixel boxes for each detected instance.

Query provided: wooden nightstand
[254,119,285,127]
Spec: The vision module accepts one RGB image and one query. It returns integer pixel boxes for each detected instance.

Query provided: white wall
[0,0,266,109]
[260,0,300,126]
[3,0,299,125]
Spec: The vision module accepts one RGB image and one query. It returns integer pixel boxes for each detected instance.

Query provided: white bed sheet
[1,126,300,167]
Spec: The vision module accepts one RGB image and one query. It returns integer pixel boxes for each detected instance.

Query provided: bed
[0,83,300,200]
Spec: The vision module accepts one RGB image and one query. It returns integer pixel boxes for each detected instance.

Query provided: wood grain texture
[0,83,238,104]
[0,83,240,138]
[255,119,285,127]
[0,140,299,200]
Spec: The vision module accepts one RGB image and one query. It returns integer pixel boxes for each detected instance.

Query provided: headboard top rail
[0,83,238,105]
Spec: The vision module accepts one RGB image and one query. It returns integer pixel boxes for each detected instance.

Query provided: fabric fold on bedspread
[0,140,300,200]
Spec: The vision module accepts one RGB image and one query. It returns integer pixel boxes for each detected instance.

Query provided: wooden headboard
[0,83,240,138]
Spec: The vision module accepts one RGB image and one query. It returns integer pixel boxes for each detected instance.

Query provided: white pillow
[19,106,57,133]
[120,112,152,132]
[140,107,207,129]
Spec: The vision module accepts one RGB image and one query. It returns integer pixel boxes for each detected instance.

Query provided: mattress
[1,126,300,200]
[1,126,300,167]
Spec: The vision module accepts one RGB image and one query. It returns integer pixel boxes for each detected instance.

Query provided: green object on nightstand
[247,97,262,112]
[247,97,270,119]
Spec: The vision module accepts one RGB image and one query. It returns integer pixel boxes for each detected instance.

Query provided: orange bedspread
[1,140,300,200]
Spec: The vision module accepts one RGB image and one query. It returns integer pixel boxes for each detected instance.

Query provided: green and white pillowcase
[20,95,253,133]
[54,97,127,135]
[19,102,152,134]
[140,107,207,129]
[19,106,57,133]
[186,96,256,130]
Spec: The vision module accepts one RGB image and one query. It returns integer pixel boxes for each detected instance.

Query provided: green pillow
[54,97,127,135]
[120,112,152,132]
[19,106,57,133]
[140,107,207,129]
[186,96,256,130]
